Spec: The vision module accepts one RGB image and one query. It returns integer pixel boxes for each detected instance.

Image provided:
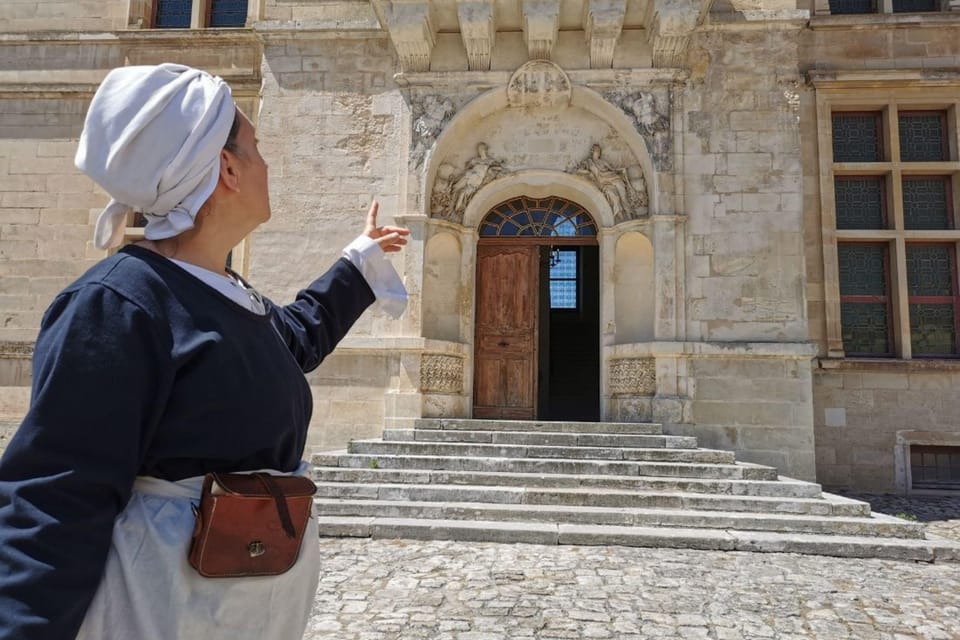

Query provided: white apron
[76,462,319,640]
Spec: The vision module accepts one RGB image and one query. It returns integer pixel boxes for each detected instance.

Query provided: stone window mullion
[818,94,846,357]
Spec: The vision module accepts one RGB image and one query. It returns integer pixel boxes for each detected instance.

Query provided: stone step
[315,517,960,563]
[347,440,736,464]
[312,452,779,481]
[312,482,869,516]
[313,499,922,539]
[383,429,698,449]
[415,418,663,435]
[312,467,823,498]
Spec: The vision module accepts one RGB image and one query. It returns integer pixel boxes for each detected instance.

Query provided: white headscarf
[75,63,236,250]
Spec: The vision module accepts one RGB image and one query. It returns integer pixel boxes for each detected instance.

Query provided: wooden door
[473,244,539,419]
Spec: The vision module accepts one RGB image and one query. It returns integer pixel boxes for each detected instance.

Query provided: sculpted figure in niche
[573,144,646,223]
[449,142,505,214]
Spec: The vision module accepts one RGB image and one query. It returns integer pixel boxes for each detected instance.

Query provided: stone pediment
[370,0,704,71]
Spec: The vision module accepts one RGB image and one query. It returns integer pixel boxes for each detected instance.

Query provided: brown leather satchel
[188,472,317,578]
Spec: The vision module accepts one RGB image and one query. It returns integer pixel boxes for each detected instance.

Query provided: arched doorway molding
[464,169,614,231]
[422,82,658,219]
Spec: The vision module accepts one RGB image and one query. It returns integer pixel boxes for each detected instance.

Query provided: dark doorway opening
[538,245,600,421]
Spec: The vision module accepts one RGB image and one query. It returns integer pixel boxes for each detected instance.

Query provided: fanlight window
[479,197,597,238]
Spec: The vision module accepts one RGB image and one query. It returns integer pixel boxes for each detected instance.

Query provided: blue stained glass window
[210,0,248,27]
[478,197,598,238]
[155,0,192,28]
[550,249,577,309]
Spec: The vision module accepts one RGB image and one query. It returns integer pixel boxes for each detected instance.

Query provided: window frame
[816,82,960,360]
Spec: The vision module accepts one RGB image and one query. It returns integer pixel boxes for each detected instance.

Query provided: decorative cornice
[808,69,960,89]
[809,11,960,29]
[521,0,561,60]
[644,0,699,68]
[377,0,437,72]
[583,0,627,69]
[457,0,496,71]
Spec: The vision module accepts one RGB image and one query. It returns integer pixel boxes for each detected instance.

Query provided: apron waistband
[132,460,312,500]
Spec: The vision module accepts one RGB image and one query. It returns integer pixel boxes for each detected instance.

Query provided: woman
[0,63,408,639]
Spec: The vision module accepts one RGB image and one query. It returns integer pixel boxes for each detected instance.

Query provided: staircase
[312,419,960,562]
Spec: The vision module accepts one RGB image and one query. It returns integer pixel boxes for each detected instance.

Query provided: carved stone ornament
[604,89,673,171]
[609,358,656,396]
[431,141,507,224]
[570,144,647,222]
[507,60,572,109]
[410,94,457,168]
[421,354,465,394]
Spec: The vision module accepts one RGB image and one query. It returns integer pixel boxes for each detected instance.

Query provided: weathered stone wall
[814,365,960,491]
[254,33,409,447]
[0,0,128,32]
[683,26,807,342]
[0,103,100,344]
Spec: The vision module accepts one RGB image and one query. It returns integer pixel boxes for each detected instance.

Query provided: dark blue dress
[0,245,375,639]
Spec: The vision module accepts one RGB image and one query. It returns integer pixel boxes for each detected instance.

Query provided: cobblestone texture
[303,494,960,640]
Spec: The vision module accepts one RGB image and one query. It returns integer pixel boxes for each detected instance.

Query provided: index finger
[366,200,379,228]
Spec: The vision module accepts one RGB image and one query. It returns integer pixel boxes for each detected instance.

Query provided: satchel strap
[252,472,297,539]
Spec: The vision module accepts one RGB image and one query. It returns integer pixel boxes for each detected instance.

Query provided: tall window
[828,0,939,14]
[152,0,248,28]
[823,98,960,359]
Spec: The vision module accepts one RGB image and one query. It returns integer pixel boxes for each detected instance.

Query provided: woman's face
[230,111,271,227]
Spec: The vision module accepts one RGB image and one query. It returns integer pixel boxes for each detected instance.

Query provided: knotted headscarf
[75,63,236,250]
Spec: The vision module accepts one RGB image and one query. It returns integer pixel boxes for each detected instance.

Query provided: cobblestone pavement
[839,493,960,543]
[303,495,960,640]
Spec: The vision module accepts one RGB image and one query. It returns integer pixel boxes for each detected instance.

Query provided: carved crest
[507,60,572,109]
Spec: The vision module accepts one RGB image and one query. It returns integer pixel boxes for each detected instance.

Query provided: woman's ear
[219,149,241,193]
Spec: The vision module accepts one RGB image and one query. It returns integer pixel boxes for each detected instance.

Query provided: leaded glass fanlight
[479,197,598,238]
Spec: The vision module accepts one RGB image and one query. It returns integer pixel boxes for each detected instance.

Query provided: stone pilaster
[583,0,627,69]
[457,0,496,71]
[521,0,561,60]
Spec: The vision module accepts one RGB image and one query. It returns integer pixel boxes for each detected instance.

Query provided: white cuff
[342,235,408,319]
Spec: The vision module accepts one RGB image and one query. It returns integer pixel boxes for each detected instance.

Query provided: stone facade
[1,0,959,490]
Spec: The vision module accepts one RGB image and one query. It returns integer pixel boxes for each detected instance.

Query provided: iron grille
[832,112,883,162]
[899,112,948,162]
[911,446,960,490]
[835,176,887,229]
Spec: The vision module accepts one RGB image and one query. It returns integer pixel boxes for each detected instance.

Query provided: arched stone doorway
[473,196,600,421]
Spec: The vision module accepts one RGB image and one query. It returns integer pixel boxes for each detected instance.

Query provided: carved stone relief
[609,358,656,396]
[604,89,673,171]
[421,354,465,394]
[410,94,458,168]
[0,341,33,359]
[431,141,506,224]
[506,60,572,109]
[569,144,647,222]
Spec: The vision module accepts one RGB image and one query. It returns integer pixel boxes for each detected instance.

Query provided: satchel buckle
[248,540,266,558]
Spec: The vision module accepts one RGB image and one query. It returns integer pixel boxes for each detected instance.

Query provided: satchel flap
[209,473,317,497]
